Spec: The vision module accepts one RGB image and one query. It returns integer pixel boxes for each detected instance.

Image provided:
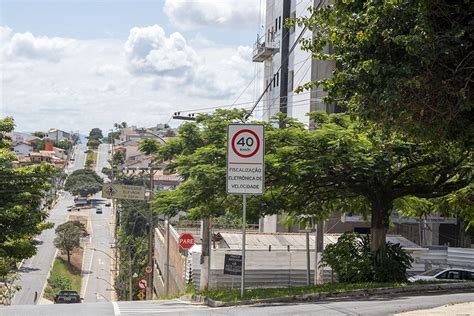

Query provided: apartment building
[252,0,466,247]
[253,0,336,125]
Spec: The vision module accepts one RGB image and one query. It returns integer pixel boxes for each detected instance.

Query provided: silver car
[408,268,474,282]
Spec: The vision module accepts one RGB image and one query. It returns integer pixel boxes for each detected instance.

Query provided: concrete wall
[153,224,187,297]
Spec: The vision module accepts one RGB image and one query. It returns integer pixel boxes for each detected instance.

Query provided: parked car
[95,207,103,214]
[408,268,474,282]
[54,290,82,304]
[32,237,42,245]
[105,202,111,207]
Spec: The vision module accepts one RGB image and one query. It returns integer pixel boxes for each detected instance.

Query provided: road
[12,144,87,305]
[81,143,114,303]
[3,291,474,315]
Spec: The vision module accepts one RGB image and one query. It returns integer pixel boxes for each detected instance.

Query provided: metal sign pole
[241,194,246,299]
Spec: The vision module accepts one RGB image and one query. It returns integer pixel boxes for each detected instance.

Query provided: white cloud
[124,25,198,78]
[164,0,260,30]
[3,31,76,63]
[1,25,261,134]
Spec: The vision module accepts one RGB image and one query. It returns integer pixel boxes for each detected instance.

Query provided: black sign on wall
[224,254,242,275]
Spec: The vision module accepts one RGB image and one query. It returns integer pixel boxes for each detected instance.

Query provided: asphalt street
[3,291,474,315]
[12,144,87,305]
[81,143,114,303]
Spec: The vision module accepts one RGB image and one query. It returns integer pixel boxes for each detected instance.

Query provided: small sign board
[223,254,242,275]
[137,278,147,289]
[136,290,145,300]
[145,266,152,274]
[102,184,146,200]
[179,233,195,250]
[226,124,264,195]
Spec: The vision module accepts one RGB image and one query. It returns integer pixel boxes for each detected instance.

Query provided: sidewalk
[396,301,474,315]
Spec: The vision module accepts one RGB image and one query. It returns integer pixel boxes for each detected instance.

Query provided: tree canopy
[54,221,85,264]
[0,117,56,276]
[266,112,472,251]
[292,0,473,145]
[64,169,103,197]
[88,128,103,140]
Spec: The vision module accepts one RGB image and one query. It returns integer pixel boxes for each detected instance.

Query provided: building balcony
[252,37,279,62]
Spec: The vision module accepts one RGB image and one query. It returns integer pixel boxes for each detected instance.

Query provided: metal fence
[410,246,474,272]
[189,248,334,290]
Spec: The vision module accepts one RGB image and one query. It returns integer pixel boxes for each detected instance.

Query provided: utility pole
[165,215,170,296]
[128,245,132,301]
[146,168,154,300]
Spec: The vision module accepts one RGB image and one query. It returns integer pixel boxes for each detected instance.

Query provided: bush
[48,274,72,291]
[321,232,413,282]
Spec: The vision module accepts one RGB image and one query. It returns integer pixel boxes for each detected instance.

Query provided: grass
[85,151,97,169]
[44,257,82,300]
[198,281,444,302]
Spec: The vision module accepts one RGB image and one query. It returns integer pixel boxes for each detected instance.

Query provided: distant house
[12,141,33,156]
[46,128,72,142]
[53,147,67,159]
[6,132,39,143]
[30,152,52,163]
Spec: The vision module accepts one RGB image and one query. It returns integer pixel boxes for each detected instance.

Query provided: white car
[408,268,474,282]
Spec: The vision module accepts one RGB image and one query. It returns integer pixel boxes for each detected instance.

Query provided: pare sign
[226,124,264,195]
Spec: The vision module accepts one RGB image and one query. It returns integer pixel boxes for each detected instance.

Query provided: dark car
[95,207,103,214]
[54,290,82,304]
[105,202,111,207]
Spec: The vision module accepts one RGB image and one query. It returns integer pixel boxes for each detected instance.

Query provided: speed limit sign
[227,124,264,195]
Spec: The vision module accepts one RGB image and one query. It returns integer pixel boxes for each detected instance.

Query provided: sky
[0,0,265,134]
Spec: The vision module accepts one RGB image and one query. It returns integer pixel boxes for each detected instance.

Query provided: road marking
[82,208,94,299]
[112,301,121,315]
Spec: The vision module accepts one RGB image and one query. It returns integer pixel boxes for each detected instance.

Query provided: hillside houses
[9,128,75,169]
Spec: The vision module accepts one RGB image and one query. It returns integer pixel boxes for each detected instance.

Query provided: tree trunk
[370,201,391,253]
[67,250,71,265]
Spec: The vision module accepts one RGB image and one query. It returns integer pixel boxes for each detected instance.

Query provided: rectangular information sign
[102,183,146,200]
[224,254,242,275]
[226,124,264,195]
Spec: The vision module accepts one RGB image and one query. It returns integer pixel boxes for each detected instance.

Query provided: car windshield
[420,268,445,276]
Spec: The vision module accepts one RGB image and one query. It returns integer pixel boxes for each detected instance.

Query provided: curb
[183,282,474,308]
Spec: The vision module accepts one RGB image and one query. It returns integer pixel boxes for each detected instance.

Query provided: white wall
[13,143,33,156]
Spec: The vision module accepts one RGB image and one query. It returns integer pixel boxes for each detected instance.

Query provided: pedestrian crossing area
[112,299,209,315]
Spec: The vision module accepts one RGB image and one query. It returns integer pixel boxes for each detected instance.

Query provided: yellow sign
[102,184,146,200]
[136,291,145,300]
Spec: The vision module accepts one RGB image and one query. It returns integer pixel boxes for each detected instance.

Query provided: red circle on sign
[231,129,260,158]
[179,233,195,250]
[137,278,147,289]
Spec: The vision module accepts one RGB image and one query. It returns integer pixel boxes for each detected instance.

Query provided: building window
[288,70,294,92]
[273,75,275,88]
[278,16,282,30]
[275,18,278,31]
[276,72,279,87]
[290,11,296,34]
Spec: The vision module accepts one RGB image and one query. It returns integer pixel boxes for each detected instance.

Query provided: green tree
[88,128,103,140]
[0,117,56,276]
[54,139,73,151]
[87,138,100,149]
[32,131,46,138]
[112,151,125,166]
[64,169,103,197]
[138,138,160,156]
[292,0,473,145]
[266,112,472,252]
[53,221,82,265]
